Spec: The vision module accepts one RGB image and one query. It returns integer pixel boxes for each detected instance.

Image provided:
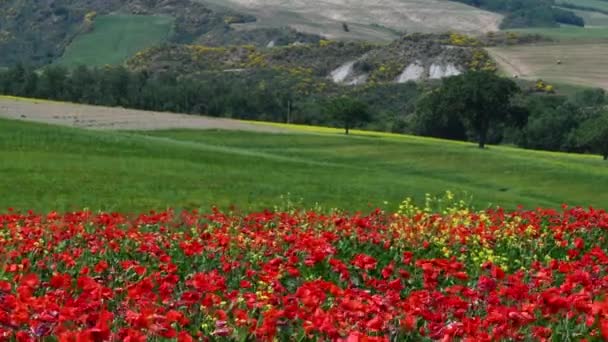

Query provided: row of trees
[0,64,605,159]
[0,63,421,132]
[0,64,304,121]
[414,71,608,159]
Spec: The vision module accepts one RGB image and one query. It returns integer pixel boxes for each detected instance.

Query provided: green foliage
[0,64,421,131]
[469,49,497,72]
[509,89,607,155]
[266,41,375,77]
[505,26,608,41]
[2,62,606,158]
[480,31,551,46]
[0,1,85,66]
[196,27,321,47]
[534,79,556,93]
[413,87,469,141]
[325,96,371,134]
[574,112,608,160]
[415,71,525,148]
[128,34,483,87]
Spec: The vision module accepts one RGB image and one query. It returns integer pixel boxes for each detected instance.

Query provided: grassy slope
[1,118,607,213]
[57,15,174,67]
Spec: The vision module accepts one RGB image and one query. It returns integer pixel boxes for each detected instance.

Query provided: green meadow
[1,118,607,213]
[57,15,173,67]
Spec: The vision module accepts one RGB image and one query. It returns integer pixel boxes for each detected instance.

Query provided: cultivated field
[202,0,502,41]
[1,97,607,212]
[0,96,284,133]
[488,43,608,89]
[57,15,174,67]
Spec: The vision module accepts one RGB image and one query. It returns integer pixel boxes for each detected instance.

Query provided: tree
[326,96,370,135]
[575,113,608,160]
[419,71,524,148]
[37,65,68,100]
[413,88,468,141]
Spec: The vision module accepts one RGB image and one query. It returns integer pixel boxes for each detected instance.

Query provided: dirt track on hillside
[203,0,502,41]
[488,44,608,90]
[0,97,288,132]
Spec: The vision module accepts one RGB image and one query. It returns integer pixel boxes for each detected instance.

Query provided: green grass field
[57,15,173,67]
[1,118,607,213]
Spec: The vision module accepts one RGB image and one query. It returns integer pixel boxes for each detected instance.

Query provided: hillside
[201,0,502,41]
[0,0,502,67]
[0,0,255,66]
[480,0,608,91]
[489,42,608,89]
[127,34,496,85]
[56,14,174,66]
[1,111,607,212]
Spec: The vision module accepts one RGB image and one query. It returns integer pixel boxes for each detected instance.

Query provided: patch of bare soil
[0,97,288,133]
[202,0,502,40]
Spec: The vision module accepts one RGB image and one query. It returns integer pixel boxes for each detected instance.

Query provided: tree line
[0,64,606,159]
[414,71,608,159]
[0,64,303,121]
[0,63,420,131]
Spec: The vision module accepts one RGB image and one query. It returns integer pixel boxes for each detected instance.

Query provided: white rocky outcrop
[330,60,369,85]
[347,74,368,85]
[396,61,425,83]
[330,60,356,83]
[429,63,462,79]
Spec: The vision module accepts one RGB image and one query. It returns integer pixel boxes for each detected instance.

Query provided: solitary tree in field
[576,112,608,160]
[326,96,370,135]
[419,71,524,148]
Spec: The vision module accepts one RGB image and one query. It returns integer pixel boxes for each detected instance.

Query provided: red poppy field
[1,201,608,341]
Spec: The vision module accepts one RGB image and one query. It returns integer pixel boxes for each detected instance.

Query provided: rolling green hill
[1,117,606,213]
[57,15,174,67]
[0,0,253,67]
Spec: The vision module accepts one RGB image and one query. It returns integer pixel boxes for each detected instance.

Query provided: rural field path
[0,97,288,133]
[487,49,531,78]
